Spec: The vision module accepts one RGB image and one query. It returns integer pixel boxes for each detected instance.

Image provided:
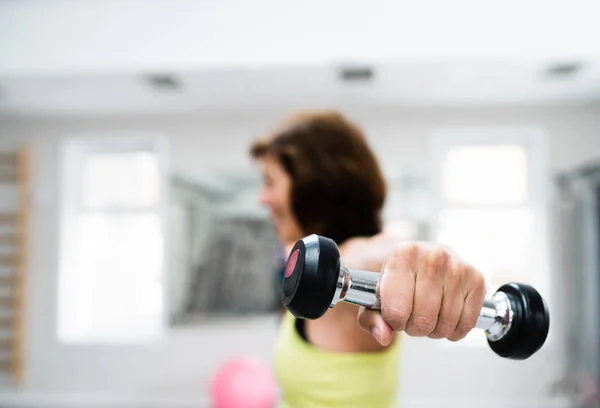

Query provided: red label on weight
[285,249,300,278]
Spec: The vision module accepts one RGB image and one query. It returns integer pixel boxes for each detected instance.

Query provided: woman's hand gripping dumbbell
[282,234,550,360]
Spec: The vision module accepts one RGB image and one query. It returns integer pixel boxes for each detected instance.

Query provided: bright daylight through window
[58,137,167,343]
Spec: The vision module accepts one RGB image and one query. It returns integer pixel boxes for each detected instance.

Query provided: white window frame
[58,134,169,344]
[429,126,550,345]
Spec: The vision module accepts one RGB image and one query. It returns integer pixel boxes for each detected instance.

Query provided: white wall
[4,104,598,173]
[0,104,599,407]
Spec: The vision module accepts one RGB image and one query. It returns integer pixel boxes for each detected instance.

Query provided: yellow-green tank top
[273,312,401,408]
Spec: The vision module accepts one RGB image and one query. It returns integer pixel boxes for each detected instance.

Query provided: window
[430,128,548,342]
[441,145,528,205]
[58,136,168,343]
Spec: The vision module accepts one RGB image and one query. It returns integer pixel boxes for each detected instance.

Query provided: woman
[250,111,486,408]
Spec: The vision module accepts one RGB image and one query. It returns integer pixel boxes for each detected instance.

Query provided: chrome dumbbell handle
[331,265,512,341]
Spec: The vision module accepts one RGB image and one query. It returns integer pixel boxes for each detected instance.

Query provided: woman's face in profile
[258,155,303,246]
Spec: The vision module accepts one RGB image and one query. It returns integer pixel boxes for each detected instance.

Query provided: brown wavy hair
[250,110,386,244]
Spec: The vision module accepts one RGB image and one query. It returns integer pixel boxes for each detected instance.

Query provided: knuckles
[381,304,412,330]
[390,241,421,262]
[429,320,458,339]
[406,315,437,337]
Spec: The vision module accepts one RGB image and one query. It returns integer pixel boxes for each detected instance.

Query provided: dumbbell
[282,234,550,360]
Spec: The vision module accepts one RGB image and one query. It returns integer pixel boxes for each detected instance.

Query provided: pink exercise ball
[210,356,278,408]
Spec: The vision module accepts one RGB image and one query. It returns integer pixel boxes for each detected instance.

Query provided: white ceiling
[2,1,600,75]
[1,1,599,115]
[0,60,599,116]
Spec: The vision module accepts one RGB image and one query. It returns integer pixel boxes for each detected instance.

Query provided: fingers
[405,246,445,337]
[352,236,487,345]
[374,241,486,342]
[448,271,487,342]
[428,257,463,339]
[379,243,417,333]
[357,307,395,346]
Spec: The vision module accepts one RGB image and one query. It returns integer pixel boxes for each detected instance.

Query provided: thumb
[357,307,395,346]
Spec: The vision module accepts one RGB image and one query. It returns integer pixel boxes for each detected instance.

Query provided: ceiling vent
[338,65,375,83]
[544,62,583,79]
[143,73,182,91]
